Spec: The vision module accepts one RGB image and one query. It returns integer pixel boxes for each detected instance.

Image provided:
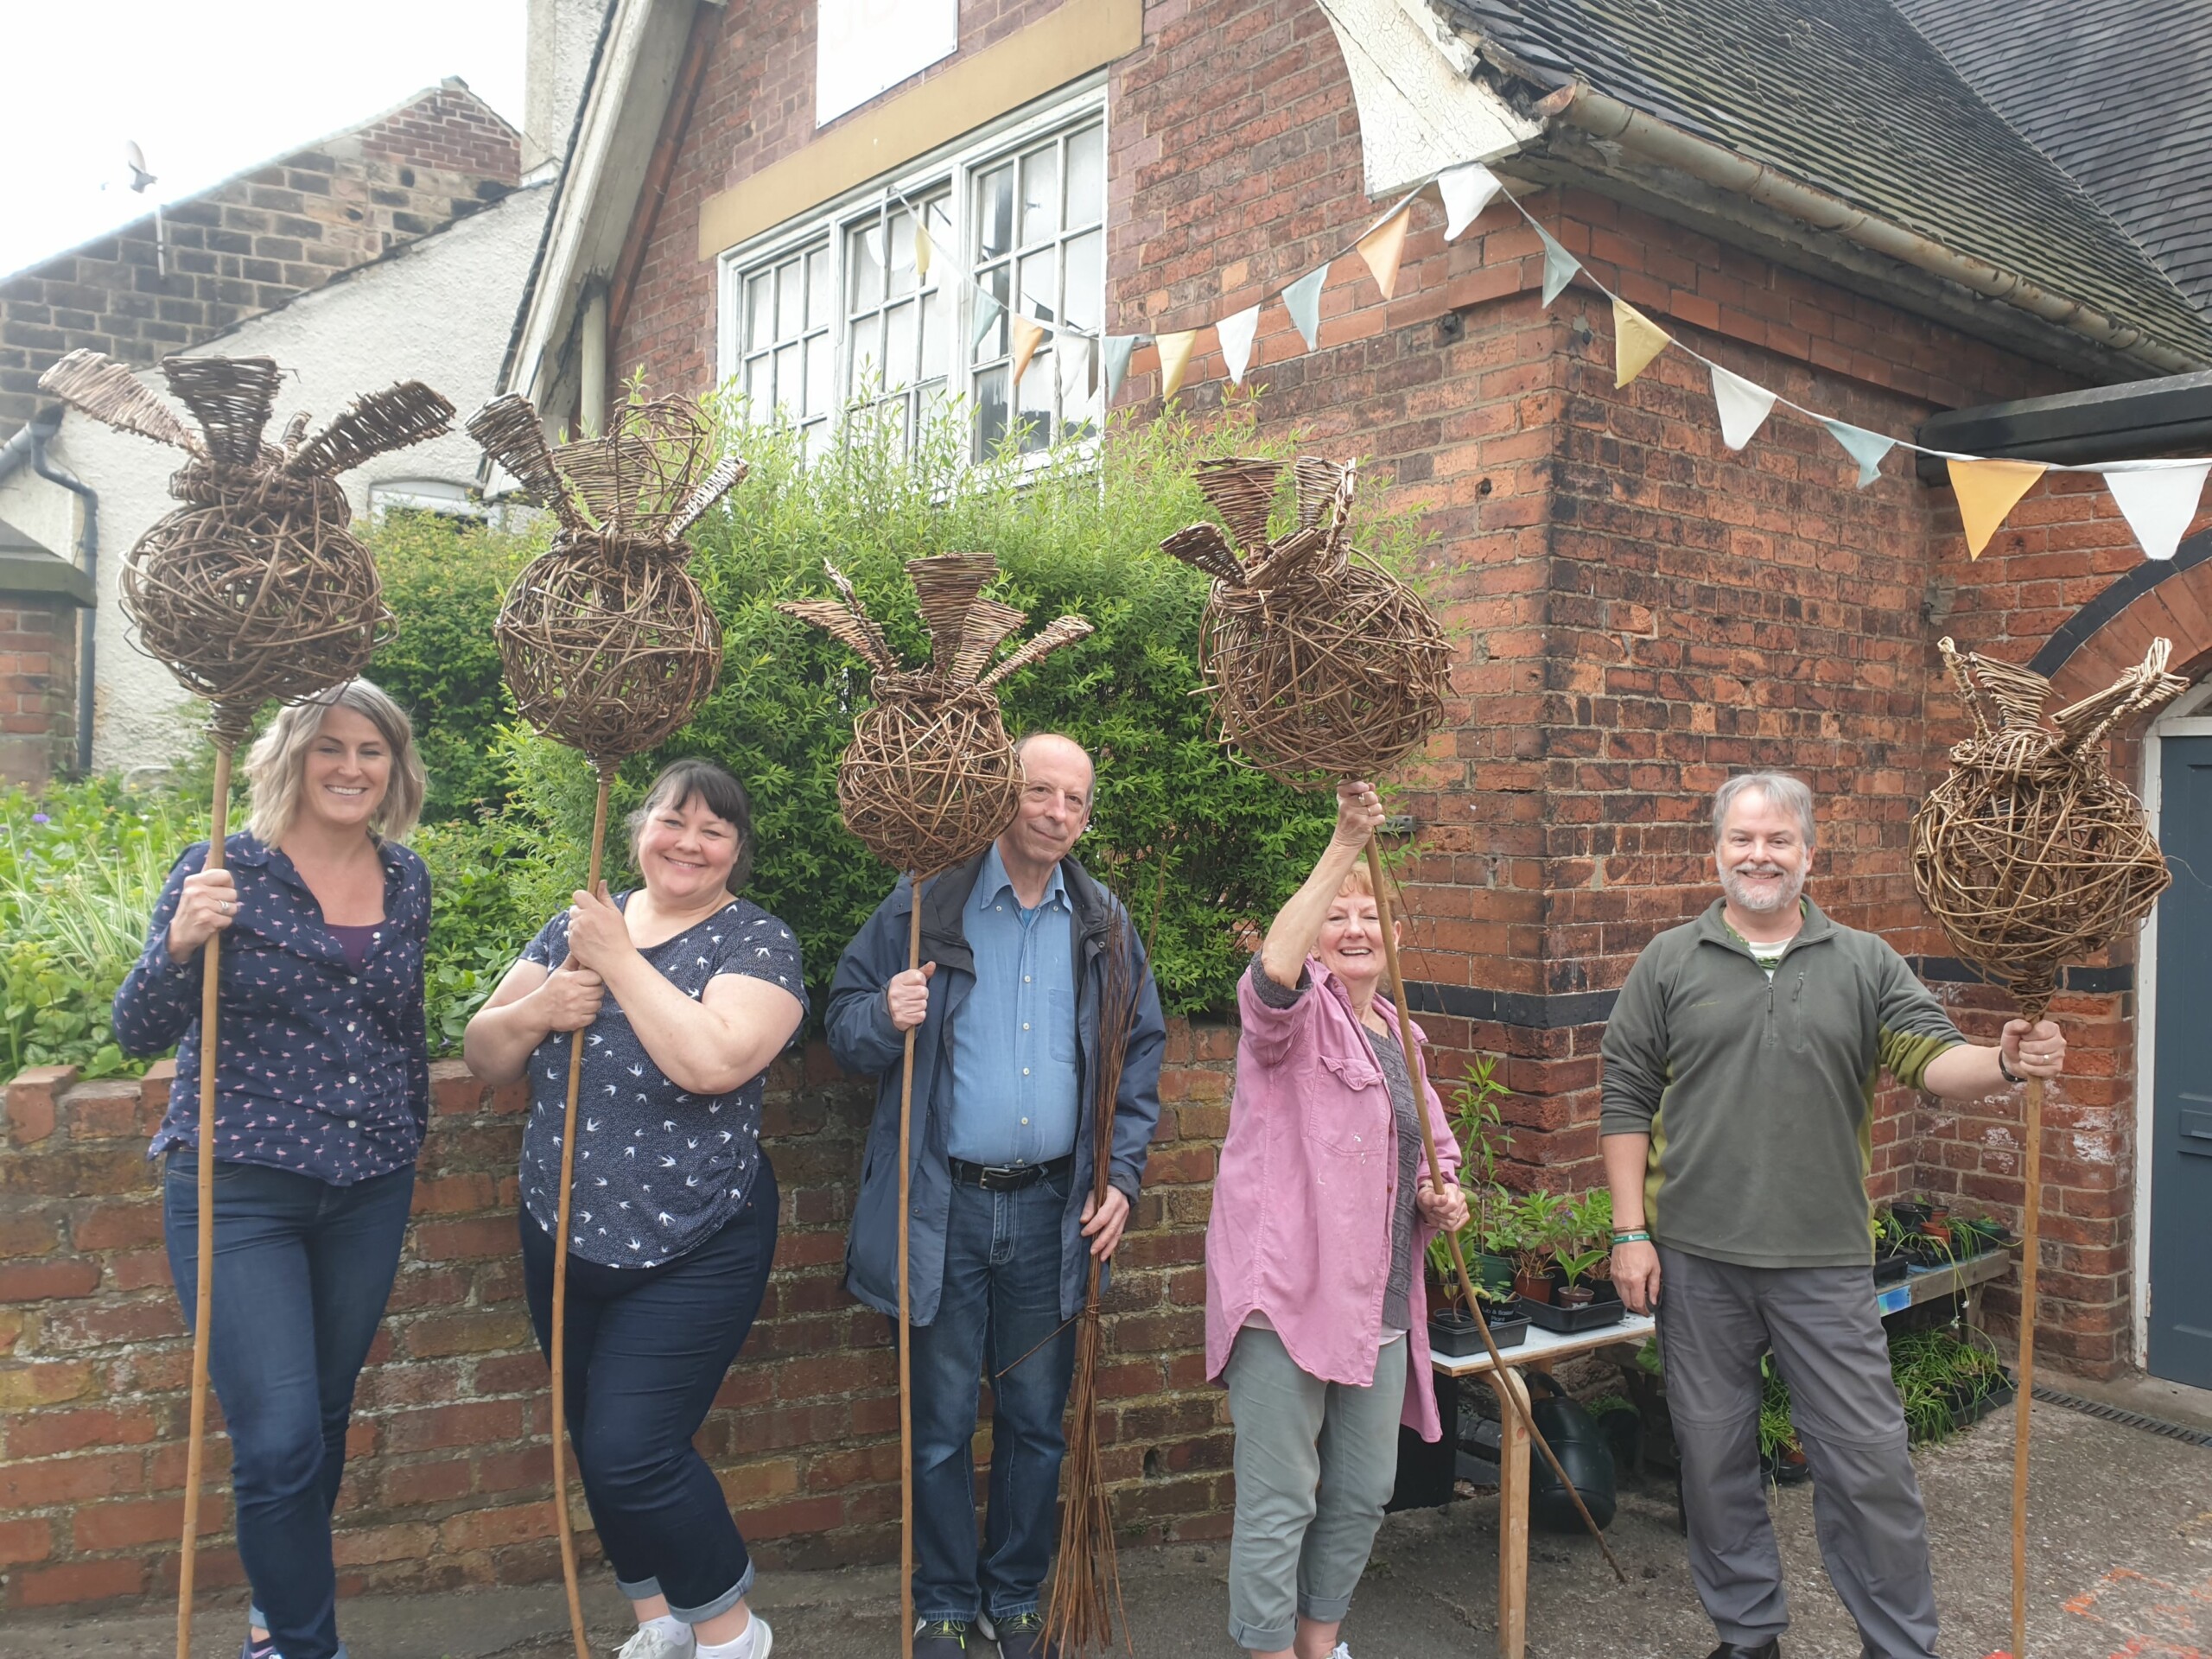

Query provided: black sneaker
[915,1618,973,1656]
[992,1612,1058,1659]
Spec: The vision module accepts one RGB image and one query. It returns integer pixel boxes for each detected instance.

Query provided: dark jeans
[162,1154,416,1659]
[520,1157,778,1623]
[909,1170,1079,1624]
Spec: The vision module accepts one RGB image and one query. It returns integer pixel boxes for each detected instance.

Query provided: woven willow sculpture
[1161,453,1624,1582]
[467,391,744,1659]
[780,552,1090,1659]
[1162,455,1451,785]
[37,348,454,1659]
[1909,637,2183,1659]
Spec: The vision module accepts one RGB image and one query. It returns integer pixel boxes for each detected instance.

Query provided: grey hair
[1711,772,1816,849]
[245,679,427,845]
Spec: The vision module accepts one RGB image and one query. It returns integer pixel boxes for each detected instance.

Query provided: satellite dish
[125,141,156,194]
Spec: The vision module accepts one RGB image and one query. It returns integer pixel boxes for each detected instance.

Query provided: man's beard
[1720,861,1806,916]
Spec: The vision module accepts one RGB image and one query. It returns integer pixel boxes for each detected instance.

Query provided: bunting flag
[1284,264,1328,353]
[1217,303,1262,385]
[971,291,1004,353]
[1156,329,1198,401]
[1821,419,1896,489]
[1102,334,1137,404]
[1439,162,1501,242]
[2099,461,2212,561]
[1058,334,1093,405]
[1711,364,1777,450]
[1355,206,1412,301]
[1613,298,1671,388]
[1947,457,2049,558]
[1537,223,1581,305]
[914,223,933,281]
[1010,315,1047,388]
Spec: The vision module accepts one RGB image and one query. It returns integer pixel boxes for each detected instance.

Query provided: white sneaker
[1325,1645,1352,1659]
[616,1620,696,1659]
[750,1616,773,1658]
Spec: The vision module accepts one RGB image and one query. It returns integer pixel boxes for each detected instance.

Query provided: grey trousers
[1223,1325,1407,1652]
[1657,1246,1941,1659]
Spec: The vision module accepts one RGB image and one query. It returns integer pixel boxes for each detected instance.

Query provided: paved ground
[7,1395,2209,1659]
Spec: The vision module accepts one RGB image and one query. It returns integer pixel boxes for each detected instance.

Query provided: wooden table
[1432,1314,1656,1658]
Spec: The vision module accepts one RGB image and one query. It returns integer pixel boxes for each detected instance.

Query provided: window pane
[776,260,802,339]
[744,353,766,409]
[773,343,802,411]
[806,334,832,416]
[919,288,946,381]
[887,208,918,299]
[1065,124,1103,229]
[976,163,1014,260]
[1018,250,1057,326]
[975,364,1010,456]
[886,298,918,392]
[1062,229,1102,335]
[747,273,772,349]
[1017,351,1053,454]
[1020,143,1059,247]
[848,310,881,397]
[807,248,830,329]
[974,262,1011,361]
[847,218,884,313]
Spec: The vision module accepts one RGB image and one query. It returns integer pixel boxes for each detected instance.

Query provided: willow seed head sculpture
[779,551,1093,876]
[468,393,744,766]
[1910,637,2184,1020]
[1160,454,1452,786]
[39,349,454,741]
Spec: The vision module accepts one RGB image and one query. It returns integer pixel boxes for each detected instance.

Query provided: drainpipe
[579,283,608,437]
[25,410,99,777]
[1534,83,2202,378]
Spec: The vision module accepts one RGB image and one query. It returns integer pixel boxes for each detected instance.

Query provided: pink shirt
[1205,957,1461,1440]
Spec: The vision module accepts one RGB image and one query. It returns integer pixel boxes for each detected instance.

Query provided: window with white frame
[720,86,1105,461]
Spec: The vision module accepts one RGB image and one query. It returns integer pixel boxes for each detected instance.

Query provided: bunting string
[876,162,2212,564]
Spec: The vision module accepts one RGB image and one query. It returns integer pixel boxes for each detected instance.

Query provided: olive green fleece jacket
[1599,898,1964,1269]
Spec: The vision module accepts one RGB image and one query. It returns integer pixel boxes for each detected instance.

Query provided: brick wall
[0,596,75,789]
[0,1027,1235,1613]
[0,85,522,439]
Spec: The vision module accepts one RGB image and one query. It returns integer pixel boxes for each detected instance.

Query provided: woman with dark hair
[466,760,804,1659]
[114,678,430,1659]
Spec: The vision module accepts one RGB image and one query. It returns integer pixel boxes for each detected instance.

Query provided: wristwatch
[1998,1050,2024,1085]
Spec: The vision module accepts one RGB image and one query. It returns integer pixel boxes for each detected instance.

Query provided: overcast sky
[0,2,528,278]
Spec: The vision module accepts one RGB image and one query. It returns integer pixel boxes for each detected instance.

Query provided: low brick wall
[0,1025,1238,1612]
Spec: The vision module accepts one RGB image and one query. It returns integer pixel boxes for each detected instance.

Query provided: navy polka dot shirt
[116,833,430,1184]
[518,893,804,1269]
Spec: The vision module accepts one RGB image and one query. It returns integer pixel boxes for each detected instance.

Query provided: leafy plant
[1510,1190,1570,1280]
[1758,1355,1802,1462]
[1568,1189,1615,1281]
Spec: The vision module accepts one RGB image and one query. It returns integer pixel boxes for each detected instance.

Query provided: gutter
[1533,82,2202,378]
[0,410,99,775]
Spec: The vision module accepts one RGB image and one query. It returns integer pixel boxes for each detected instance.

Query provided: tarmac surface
[5,1394,2209,1659]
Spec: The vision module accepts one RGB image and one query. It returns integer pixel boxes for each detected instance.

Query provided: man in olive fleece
[1600,772,2067,1659]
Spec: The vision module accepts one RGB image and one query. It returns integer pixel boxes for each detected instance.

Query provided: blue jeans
[519,1157,778,1623]
[162,1154,416,1659]
[909,1171,1079,1624]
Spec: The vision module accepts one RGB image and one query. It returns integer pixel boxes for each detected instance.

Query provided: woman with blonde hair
[115,678,431,1659]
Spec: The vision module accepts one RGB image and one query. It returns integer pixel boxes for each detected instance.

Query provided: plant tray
[1524,1287,1629,1334]
[1430,1303,1530,1357]
[1874,1251,1912,1287]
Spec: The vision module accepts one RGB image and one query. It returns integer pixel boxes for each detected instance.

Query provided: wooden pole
[175,738,233,1659]
[899,877,925,1659]
[2010,1071,2046,1659]
[1362,841,1625,1585]
[548,766,613,1659]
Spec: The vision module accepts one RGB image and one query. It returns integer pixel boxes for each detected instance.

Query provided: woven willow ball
[838,674,1021,876]
[496,543,723,763]
[1909,637,2185,1020]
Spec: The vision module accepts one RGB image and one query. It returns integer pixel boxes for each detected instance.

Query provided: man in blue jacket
[828,733,1165,1659]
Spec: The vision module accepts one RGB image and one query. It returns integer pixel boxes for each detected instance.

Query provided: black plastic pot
[1430,1301,1530,1357]
[1890,1201,1933,1230]
[1526,1372,1618,1532]
[1873,1249,1912,1287]
[1761,1445,1812,1485]
[1526,1275,1629,1334]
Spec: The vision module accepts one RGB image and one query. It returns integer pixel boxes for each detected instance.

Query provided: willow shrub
[496,396,1428,1017]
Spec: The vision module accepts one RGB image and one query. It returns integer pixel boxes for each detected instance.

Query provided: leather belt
[948,1154,1074,1192]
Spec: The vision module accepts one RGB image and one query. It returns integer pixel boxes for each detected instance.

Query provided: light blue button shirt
[945,842,1081,1166]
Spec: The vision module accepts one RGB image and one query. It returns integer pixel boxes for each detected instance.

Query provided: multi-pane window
[721,89,1105,461]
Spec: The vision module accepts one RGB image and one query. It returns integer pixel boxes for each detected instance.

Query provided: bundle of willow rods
[1045,905,1139,1656]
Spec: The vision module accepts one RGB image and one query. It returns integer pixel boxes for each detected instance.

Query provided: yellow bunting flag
[1010,315,1046,388]
[1155,329,1198,401]
[1946,457,2049,558]
[1355,206,1412,301]
[1613,297,1671,388]
[914,223,933,281]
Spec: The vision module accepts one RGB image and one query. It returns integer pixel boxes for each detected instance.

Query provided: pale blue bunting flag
[1283,264,1328,353]
[1820,418,1896,488]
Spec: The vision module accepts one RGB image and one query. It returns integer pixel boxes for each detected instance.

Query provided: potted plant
[1509,1190,1568,1304]
[1426,1234,1529,1357]
[1872,1211,1914,1286]
[1954,1212,2013,1255]
[1448,1058,1520,1295]
[1758,1357,1810,1484]
[1527,1191,1630,1334]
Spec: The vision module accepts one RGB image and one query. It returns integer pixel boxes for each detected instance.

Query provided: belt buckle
[980,1162,1023,1190]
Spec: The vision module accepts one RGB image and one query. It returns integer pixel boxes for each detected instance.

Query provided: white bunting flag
[1102,335,1138,405]
[971,290,1004,353]
[1710,364,1777,450]
[1536,223,1580,305]
[1057,334,1093,404]
[1217,303,1262,385]
[2100,461,2212,561]
[1820,419,1896,488]
[1283,265,1327,352]
[1438,162,1501,241]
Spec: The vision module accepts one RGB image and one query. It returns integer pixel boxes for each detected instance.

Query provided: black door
[2150,734,2212,1389]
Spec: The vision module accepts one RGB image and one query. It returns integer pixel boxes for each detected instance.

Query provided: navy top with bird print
[517,893,805,1269]
[116,833,431,1184]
